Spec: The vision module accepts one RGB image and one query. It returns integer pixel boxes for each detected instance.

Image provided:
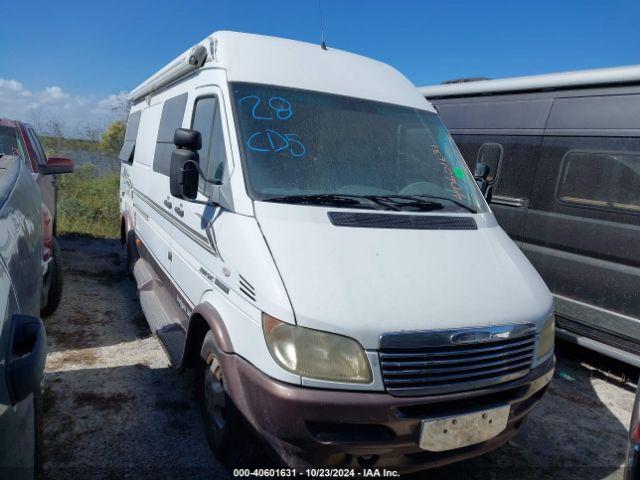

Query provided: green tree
[99,121,125,157]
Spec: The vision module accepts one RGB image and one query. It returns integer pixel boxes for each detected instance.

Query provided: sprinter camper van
[421,66,640,368]
[119,32,554,471]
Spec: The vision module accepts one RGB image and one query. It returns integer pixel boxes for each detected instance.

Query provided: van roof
[419,65,640,98]
[129,31,432,111]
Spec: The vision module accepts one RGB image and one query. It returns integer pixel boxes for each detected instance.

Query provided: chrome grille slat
[379,325,536,396]
[379,336,535,358]
[380,344,535,366]
[382,352,534,376]
[383,359,533,384]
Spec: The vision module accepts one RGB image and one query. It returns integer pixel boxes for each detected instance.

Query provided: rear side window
[119,110,141,163]
[26,128,47,165]
[0,126,19,156]
[191,96,228,193]
[153,93,188,175]
[558,151,640,213]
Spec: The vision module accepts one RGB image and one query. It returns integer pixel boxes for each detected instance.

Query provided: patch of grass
[57,163,120,238]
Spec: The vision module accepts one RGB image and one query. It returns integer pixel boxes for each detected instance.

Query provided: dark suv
[0,119,73,316]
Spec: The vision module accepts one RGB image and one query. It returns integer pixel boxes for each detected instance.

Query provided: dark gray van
[0,155,47,479]
[420,66,640,366]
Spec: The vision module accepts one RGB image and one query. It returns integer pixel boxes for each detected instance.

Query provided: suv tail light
[42,203,53,261]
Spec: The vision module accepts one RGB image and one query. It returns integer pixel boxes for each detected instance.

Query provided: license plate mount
[419,404,511,451]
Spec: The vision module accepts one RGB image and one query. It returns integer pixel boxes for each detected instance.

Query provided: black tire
[41,237,63,317]
[198,331,262,468]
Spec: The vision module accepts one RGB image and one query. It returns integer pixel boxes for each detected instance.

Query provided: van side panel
[434,87,640,359]
[523,133,640,342]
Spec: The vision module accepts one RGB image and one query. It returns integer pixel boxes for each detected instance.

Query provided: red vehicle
[0,118,74,316]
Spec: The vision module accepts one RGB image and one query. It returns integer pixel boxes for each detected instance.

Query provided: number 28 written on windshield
[247,130,306,157]
[239,95,293,120]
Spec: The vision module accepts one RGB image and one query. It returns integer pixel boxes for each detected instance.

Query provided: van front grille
[379,324,535,397]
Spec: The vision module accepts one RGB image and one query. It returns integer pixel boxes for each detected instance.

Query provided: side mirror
[40,157,74,175]
[474,161,493,201]
[170,128,202,200]
[7,314,46,405]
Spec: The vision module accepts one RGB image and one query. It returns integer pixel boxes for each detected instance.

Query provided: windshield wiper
[371,195,444,212]
[262,194,399,211]
[409,194,477,214]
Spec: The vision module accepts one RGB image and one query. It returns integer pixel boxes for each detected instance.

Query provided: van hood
[255,202,552,349]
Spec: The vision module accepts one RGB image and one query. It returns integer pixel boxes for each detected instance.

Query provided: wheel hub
[204,355,226,430]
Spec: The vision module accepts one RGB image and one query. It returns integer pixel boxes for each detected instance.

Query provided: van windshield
[231,83,486,213]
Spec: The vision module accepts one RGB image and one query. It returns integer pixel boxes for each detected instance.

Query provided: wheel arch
[182,302,234,369]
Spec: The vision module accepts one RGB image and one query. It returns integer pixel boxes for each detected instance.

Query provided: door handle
[164,199,173,209]
[8,314,46,405]
[174,206,184,217]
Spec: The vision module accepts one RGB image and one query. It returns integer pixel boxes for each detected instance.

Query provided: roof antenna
[318,0,328,50]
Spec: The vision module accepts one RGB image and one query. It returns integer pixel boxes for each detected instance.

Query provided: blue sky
[1,0,638,134]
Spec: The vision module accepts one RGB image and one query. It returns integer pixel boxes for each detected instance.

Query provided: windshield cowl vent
[239,275,256,302]
[328,212,477,230]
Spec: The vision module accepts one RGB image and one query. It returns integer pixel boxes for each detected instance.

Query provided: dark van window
[191,96,228,193]
[476,143,503,183]
[119,110,141,163]
[153,93,188,175]
[558,151,640,213]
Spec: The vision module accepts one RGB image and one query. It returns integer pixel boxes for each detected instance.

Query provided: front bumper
[220,351,555,472]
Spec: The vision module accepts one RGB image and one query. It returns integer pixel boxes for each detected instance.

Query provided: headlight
[536,313,555,359]
[262,313,373,383]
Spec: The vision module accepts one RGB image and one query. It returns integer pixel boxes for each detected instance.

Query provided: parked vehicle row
[0,154,47,479]
[0,119,74,317]
[119,31,555,472]
[0,121,73,477]
[420,67,640,367]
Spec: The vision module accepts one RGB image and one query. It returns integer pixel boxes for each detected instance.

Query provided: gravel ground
[40,235,638,479]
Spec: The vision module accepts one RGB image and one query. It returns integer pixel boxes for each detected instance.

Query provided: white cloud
[0,78,128,138]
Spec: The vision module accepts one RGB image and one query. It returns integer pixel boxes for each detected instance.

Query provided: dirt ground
[40,235,638,479]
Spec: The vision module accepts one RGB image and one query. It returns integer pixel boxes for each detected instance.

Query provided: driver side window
[191,96,229,194]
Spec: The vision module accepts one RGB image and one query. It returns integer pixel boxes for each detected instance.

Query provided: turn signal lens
[262,313,373,384]
[536,313,555,360]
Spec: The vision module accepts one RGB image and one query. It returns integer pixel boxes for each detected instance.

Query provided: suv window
[26,128,47,166]
[0,126,19,157]
[153,93,188,175]
[191,96,228,193]
[119,110,141,163]
[558,151,640,213]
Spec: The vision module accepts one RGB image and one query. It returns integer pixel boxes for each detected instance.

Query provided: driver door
[170,85,231,314]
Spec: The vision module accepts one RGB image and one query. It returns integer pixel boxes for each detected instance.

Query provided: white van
[119,31,555,472]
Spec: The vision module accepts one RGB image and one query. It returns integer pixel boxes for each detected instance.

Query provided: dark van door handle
[7,314,47,405]
[174,206,184,217]
[164,199,173,209]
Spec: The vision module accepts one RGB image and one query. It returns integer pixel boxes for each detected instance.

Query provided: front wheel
[199,331,262,467]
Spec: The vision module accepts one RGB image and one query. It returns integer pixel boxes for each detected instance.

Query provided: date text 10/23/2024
[233,468,401,477]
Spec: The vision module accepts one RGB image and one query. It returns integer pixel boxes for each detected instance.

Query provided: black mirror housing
[474,161,492,198]
[174,128,202,150]
[8,314,46,405]
[170,149,199,200]
[474,162,490,180]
